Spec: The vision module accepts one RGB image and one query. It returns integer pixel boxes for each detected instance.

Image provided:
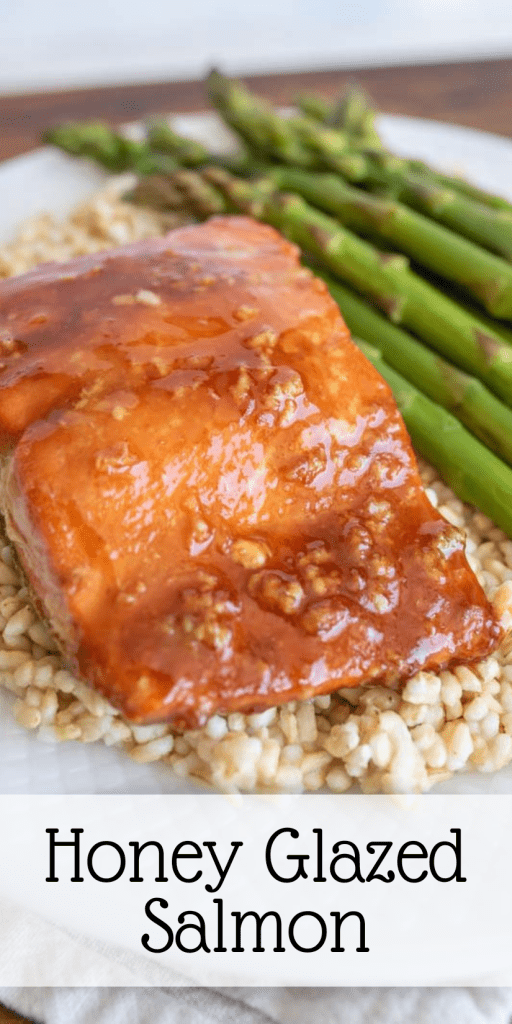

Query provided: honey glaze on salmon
[0,217,501,725]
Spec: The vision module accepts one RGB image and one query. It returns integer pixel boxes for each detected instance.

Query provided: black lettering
[129,841,168,882]
[142,898,173,953]
[265,828,308,883]
[430,828,466,882]
[172,841,202,884]
[288,911,327,953]
[232,911,285,952]
[46,828,84,882]
[330,911,369,952]
[203,841,243,893]
[313,829,326,882]
[366,841,395,882]
[330,841,365,883]
[176,911,210,953]
[397,841,428,883]
[213,897,227,952]
[87,841,126,882]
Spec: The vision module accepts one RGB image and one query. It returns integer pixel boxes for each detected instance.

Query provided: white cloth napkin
[1,898,512,1024]
[2,986,512,1024]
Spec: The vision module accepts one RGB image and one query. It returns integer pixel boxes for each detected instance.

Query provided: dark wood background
[0,1007,37,1023]
[1,56,512,164]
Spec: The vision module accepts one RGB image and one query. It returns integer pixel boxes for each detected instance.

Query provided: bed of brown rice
[1,178,512,795]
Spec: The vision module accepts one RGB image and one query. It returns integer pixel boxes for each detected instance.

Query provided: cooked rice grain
[1,181,512,794]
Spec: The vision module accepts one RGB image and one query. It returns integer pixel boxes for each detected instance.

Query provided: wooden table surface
[0,53,511,1024]
[0,1007,36,1024]
[1,55,512,164]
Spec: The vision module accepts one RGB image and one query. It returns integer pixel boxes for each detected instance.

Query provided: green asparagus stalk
[294,93,332,123]
[310,271,512,466]
[290,121,512,261]
[207,74,376,182]
[146,120,213,166]
[461,302,512,349]
[289,117,369,178]
[44,121,179,176]
[297,84,381,146]
[296,87,512,213]
[267,166,512,318]
[126,174,188,210]
[358,339,512,538]
[206,70,368,181]
[289,125,512,263]
[422,168,512,214]
[363,150,512,261]
[202,167,512,405]
[207,69,315,167]
[326,84,382,146]
[169,169,231,217]
[206,72,512,262]
[125,171,229,220]
[146,120,256,176]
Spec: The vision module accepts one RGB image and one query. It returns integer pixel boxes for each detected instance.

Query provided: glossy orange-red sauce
[0,217,501,724]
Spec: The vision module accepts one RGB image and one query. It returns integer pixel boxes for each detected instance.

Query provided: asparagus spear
[44,121,178,176]
[299,86,512,213]
[147,120,213,166]
[289,122,512,261]
[126,174,187,210]
[297,84,382,147]
[358,340,512,538]
[200,168,512,405]
[169,169,231,217]
[207,69,315,167]
[206,72,512,262]
[422,167,512,214]
[289,128,512,262]
[294,93,332,123]
[267,166,512,318]
[146,119,255,175]
[296,125,512,263]
[363,150,512,261]
[207,71,367,180]
[325,84,382,146]
[309,271,512,466]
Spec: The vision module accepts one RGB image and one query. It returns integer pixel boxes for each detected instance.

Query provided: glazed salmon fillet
[0,217,501,725]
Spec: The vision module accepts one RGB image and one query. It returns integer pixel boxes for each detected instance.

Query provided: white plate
[1,112,512,795]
